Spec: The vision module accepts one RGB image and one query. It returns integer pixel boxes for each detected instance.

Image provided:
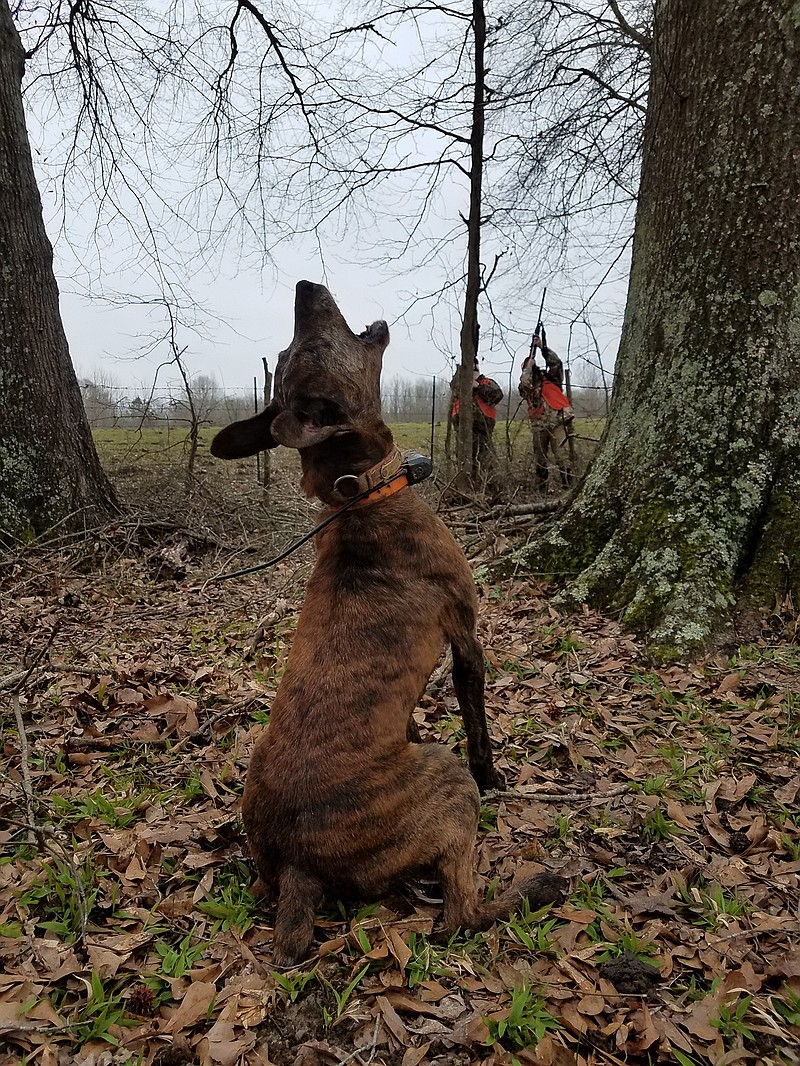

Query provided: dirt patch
[599,951,661,995]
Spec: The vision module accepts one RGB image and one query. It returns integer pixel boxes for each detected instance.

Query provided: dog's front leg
[451,636,505,792]
[273,866,324,967]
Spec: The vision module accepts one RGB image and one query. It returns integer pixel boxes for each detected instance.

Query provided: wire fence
[79,372,612,433]
[80,372,611,492]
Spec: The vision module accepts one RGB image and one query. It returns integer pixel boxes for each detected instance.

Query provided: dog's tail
[473,871,568,929]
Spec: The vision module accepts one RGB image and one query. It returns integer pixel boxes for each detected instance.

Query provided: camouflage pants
[473,419,498,493]
[451,413,499,494]
[530,410,572,491]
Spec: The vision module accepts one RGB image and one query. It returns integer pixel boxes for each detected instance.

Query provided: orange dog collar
[332,447,406,504]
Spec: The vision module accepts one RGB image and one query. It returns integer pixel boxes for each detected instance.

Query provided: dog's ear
[210,404,280,458]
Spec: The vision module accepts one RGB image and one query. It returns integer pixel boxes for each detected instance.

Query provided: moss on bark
[737,460,800,619]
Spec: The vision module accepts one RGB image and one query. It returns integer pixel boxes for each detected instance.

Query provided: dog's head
[211,281,390,459]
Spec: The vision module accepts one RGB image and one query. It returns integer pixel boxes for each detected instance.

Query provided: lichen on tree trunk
[515,0,800,656]
[0,0,118,542]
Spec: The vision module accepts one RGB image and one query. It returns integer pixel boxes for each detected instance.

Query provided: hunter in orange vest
[519,336,574,493]
[450,362,504,495]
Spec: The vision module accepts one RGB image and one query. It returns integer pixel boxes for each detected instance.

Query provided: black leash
[212,452,433,582]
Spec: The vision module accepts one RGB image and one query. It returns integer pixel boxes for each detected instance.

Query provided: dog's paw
[473,763,506,794]
[271,943,308,969]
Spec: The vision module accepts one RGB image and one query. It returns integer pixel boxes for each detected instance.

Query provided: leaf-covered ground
[1,450,799,1066]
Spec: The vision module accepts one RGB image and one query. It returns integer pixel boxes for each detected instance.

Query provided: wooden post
[253,377,260,483]
[505,366,514,465]
[444,368,454,465]
[429,376,436,462]
[262,357,272,491]
[564,366,577,473]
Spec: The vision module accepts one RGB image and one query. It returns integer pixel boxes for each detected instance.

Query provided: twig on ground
[171,696,265,754]
[1,659,197,690]
[63,736,167,752]
[24,696,263,753]
[465,534,497,560]
[11,694,37,845]
[0,668,32,692]
[341,1016,382,1066]
[1,625,60,692]
[484,785,630,803]
[245,599,292,660]
[488,500,562,518]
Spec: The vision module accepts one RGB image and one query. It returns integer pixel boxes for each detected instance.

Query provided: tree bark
[0,0,118,542]
[516,0,800,656]
[454,0,486,487]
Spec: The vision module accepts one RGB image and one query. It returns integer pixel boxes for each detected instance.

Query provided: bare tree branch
[607,0,652,52]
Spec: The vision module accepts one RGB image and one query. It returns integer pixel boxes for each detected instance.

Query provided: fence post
[444,383,453,465]
[505,365,514,465]
[564,365,577,472]
[429,376,436,461]
[262,358,272,491]
[253,377,260,484]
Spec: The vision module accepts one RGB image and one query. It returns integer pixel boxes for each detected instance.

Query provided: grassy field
[91,418,605,457]
[90,419,605,529]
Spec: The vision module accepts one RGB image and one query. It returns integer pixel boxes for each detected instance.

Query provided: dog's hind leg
[451,633,504,792]
[438,838,567,934]
[438,841,485,931]
[273,866,323,967]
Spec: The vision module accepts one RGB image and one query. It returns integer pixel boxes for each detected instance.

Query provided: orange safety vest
[528,379,572,418]
[451,378,497,420]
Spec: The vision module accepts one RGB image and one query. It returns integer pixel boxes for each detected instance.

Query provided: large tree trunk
[517,0,800,656]
[0,0,118,543]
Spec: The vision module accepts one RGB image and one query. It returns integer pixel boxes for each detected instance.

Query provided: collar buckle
[332,474,361,498]
[331,446,409,507]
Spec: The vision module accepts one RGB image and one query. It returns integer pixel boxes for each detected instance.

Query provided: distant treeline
[79,371,609,430]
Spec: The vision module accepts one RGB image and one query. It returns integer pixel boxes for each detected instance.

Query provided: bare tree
[498,1,650,249]
[381,374,450,423]
[0,0,118,540]
[2,0,329,537]
[271,0,651,481]
[78,372,123,429]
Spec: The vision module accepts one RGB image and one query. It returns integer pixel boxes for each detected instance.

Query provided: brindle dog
[211,281,565,964]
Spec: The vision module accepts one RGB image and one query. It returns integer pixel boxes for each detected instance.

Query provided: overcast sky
[24,1,634,398]
[53,227,629,396]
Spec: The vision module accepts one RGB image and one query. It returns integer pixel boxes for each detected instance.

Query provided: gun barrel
[535,287,547,329]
